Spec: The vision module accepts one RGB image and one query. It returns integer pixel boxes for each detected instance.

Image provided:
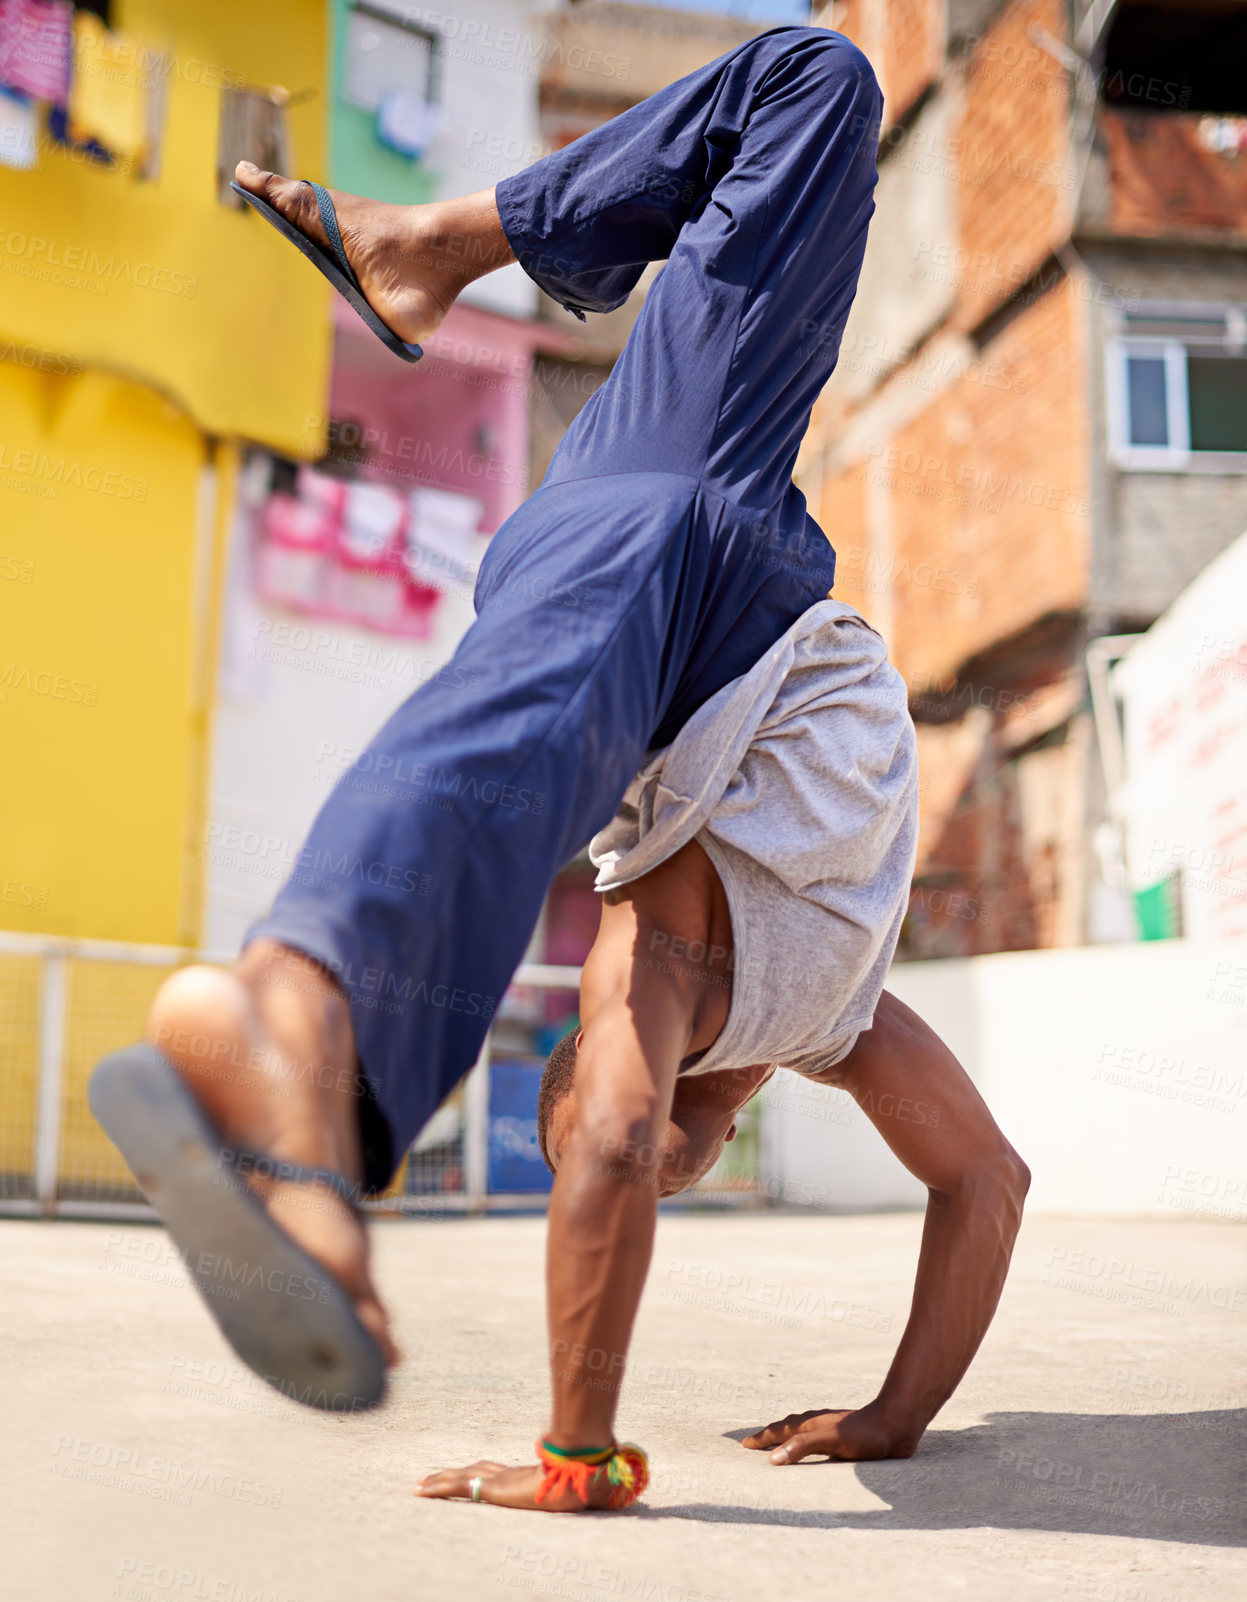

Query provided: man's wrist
[865,1392,933,1454]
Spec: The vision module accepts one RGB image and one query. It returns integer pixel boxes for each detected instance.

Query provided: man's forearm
[545,1130,659,1445]
[820,993,1031,1451]
[543,968,690,1448]
[873,1158,1028,1448]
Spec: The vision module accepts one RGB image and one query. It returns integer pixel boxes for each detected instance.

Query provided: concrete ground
[7,1210,1244,1602]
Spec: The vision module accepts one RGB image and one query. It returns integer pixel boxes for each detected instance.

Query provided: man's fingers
[413,1460,508,1499]
[741,1410,833,1449]
[769,1425,833,1465]
[413,1467,466,1499]
[769,1413,852,1465]
[766,1416,865,1467]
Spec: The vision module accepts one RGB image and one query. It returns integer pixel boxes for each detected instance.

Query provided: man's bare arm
[744,988,1029,1463]
[416,892,694,1510]
[543,941,688,1448]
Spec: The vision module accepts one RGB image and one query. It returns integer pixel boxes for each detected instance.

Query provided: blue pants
[249,25,882,1186]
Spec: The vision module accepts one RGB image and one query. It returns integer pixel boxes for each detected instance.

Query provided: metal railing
[0,931,761,1219]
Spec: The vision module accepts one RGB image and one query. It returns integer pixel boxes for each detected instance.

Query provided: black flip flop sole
[89,1044,388,1411]
[230,179,424,365]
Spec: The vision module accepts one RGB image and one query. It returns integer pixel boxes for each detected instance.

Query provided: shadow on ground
[647,1411,1246,1545]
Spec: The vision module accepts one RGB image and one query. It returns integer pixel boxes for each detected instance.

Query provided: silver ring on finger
[470,1476,483,1503]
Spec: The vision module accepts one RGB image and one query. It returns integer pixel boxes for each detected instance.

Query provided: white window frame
[1106,323,1247,474]
[342,1,438,115]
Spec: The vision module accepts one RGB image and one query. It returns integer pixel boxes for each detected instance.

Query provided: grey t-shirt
[589,599,919,1077]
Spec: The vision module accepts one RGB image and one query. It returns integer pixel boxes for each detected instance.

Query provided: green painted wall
[329,0,437,203]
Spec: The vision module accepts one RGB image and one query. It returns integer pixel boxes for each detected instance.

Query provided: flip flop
[89,1043,388,1411]
[230,177,424,364]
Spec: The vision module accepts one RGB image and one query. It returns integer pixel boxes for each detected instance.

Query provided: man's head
[536,1026,772,1197]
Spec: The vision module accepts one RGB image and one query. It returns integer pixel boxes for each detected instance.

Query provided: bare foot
[147,940,399,1367]
[233,162,514,345]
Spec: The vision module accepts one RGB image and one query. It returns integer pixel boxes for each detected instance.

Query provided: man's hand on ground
[742,1400,916,1464]
[414,1460,615,1512]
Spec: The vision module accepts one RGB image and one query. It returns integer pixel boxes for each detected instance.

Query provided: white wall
[205,0,551,949]
[819,86,961,414]
[1113,528,1247,941]
[758,1068,927,1212]
[204,492,481,952]
[764,939,1247,1217]
[391,0,546,321]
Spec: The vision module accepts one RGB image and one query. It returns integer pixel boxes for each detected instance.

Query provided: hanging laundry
[340,480,406,565]
[397,578,440,640]
[67,10,147,162]
[376,89,438,159]
[405,485,483,595]
[218,87,289,206]
[326,480,410,631]
[254,467,345,614]
[296,463,348,535]
[0,84,36,169]
[1198,115,1247,157]
[46,100,108,164]
[261,491,340,550]
[0,0,71,104]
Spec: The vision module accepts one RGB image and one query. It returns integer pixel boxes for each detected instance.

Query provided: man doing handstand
[90,25,1027,1514]
[414,588,1030,1509]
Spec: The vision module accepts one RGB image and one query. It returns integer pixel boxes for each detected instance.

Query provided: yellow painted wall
[0,2,335,1195]
[0,363,208,942]
[61,957,182,1195]
[0,0,333,958]
[0,0,331,457]
[0,956,40,1194]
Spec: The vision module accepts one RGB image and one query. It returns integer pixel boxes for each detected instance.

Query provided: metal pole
[1086,634,1144,800]
[463,1028,492,1215]
[34,954,68,1218]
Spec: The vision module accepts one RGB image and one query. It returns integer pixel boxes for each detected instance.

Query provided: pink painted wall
[330,299,551,533]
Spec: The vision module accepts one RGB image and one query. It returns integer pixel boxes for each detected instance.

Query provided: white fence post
[34,953,67,1218]
[462,1030,492,1215]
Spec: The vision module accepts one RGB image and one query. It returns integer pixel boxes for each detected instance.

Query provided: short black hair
[536,1025,579,1173]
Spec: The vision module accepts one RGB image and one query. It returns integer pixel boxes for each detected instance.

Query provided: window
[218,89,290,207]
[1107,303,1247,470]
[1102,3,1247,116]
[342,3,437,114]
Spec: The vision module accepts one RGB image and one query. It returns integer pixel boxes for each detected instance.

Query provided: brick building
[803,0,1247,956]
[527,0,764,480]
